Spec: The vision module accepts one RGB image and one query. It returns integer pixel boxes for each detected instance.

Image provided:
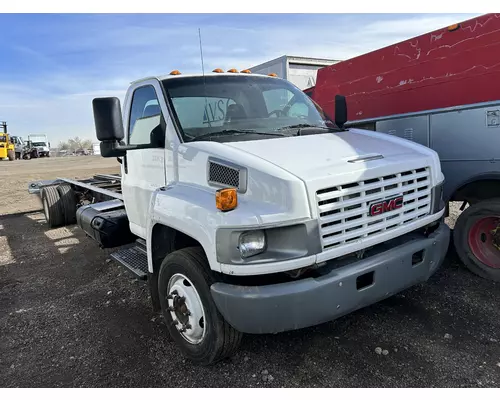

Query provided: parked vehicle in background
[28,69,449,365]
[0,121,15,161]
[305,13,500,280]
[248,55,340,91]
[28,134,50,157]
[10,135,25,159]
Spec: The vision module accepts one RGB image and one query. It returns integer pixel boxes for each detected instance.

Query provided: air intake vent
[208,158,246,192]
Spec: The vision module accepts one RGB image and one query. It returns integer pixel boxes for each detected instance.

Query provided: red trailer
[307,13,500,280]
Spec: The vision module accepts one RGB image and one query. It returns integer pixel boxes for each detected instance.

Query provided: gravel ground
[0,157,499,387]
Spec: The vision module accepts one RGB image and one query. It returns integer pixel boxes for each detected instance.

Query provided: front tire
[454,199,500,281]
[158,247,242,365]
[7,150,14,161]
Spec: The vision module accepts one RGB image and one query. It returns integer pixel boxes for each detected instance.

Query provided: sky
[0,13,482,146]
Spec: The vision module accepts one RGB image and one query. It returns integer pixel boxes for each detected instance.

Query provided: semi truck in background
[304,13,500,280]
[29,69,449,365]
[28,134,50,157]
[248,55,340,91]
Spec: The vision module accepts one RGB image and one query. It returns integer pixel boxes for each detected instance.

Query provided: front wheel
[454,199,500,281]
[158,247,242,365]
[7,150,14,161]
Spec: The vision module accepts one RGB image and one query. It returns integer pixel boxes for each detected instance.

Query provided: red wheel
[467,217,500,268]
[454,199,500,281]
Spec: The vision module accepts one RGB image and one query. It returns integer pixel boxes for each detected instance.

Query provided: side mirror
[92,97,125,142]
[100,141,126,158]
[334,94,347,129]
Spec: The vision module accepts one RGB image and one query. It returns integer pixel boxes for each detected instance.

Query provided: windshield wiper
[190,129,285,142]
[276,124,341,136]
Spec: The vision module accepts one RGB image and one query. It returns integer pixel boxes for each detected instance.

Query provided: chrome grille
[317,167,431,250]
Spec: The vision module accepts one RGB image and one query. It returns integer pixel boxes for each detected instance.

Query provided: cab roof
[130,71,277,86]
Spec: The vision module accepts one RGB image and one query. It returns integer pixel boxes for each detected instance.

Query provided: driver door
[121,83,166,238]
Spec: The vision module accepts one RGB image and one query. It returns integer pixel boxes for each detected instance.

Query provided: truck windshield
[32,142,46,146]
[162,75,336,142]
[0,136,6,143]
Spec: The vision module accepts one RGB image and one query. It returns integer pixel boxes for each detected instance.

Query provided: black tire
[7,150,14,161]
[57,184,77,225]
[158,247,242,365]
[454,199,500,282]
[40,186,65,228]
[24,153,31,160]
[15,152,20,160]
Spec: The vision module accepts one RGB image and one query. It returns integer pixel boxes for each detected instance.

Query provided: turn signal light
[216,188,237,211]
[227,68,238,73]
[169,70,181,75]
[268,73,278,77]
[447,23,460,32]
[212,68,224,73]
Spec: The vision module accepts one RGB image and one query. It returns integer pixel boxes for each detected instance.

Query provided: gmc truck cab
[34,70,450,365]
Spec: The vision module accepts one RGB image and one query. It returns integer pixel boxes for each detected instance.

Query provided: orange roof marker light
[212,68,224,73]
[216,188,238,212]
[268,73,278,77]
[240,69,252,74]
[169,70,181,75]
[227,68,239,73]
[447,23,460,32]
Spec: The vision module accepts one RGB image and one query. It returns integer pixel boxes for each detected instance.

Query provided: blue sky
[0,13,480,145]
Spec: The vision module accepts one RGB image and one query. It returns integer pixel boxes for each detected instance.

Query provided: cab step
[110,240,148,280]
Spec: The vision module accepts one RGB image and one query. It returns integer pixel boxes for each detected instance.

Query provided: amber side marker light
[216,188,238,211]
[240,69,252,74]
[447,23,460,32]
[227,68,239,73]
[169,70,181,75]
[212,68,224,73]
[268,73,278,77]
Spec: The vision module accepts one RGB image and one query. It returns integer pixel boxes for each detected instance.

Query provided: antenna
[198,28,212,128]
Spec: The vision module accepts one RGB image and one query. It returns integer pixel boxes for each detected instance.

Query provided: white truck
[28,69,450,365]
[27,134,50,157]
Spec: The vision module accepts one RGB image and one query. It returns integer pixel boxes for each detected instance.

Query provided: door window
[129,85,163,145]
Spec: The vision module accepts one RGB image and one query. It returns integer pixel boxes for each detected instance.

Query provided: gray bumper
[210,223,450,334]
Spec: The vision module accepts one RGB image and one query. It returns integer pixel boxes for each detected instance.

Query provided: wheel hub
[166,274,206,344]
[468,216,500,269]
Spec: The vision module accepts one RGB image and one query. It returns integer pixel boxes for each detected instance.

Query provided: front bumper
[210,222,450,334]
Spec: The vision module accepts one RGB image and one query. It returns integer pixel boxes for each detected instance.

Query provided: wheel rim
[467,216,500,268]
[166,273,206,344]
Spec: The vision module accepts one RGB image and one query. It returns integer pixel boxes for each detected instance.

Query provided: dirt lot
[0,157,499,388]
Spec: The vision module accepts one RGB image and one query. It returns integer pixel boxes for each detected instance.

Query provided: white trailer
[248,55,340,91]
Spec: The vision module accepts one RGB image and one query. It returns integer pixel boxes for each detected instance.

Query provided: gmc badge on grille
[369,196,404,216]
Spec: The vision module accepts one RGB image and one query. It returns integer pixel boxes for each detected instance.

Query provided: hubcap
[166,273,206,344]
[468,216,500,268]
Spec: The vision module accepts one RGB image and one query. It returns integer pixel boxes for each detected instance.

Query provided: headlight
[238,230,266,258]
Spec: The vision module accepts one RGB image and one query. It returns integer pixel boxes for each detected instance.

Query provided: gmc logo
[369,196,404,216]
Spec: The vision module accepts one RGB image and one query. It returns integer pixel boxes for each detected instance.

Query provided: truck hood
[223,128,441,188]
